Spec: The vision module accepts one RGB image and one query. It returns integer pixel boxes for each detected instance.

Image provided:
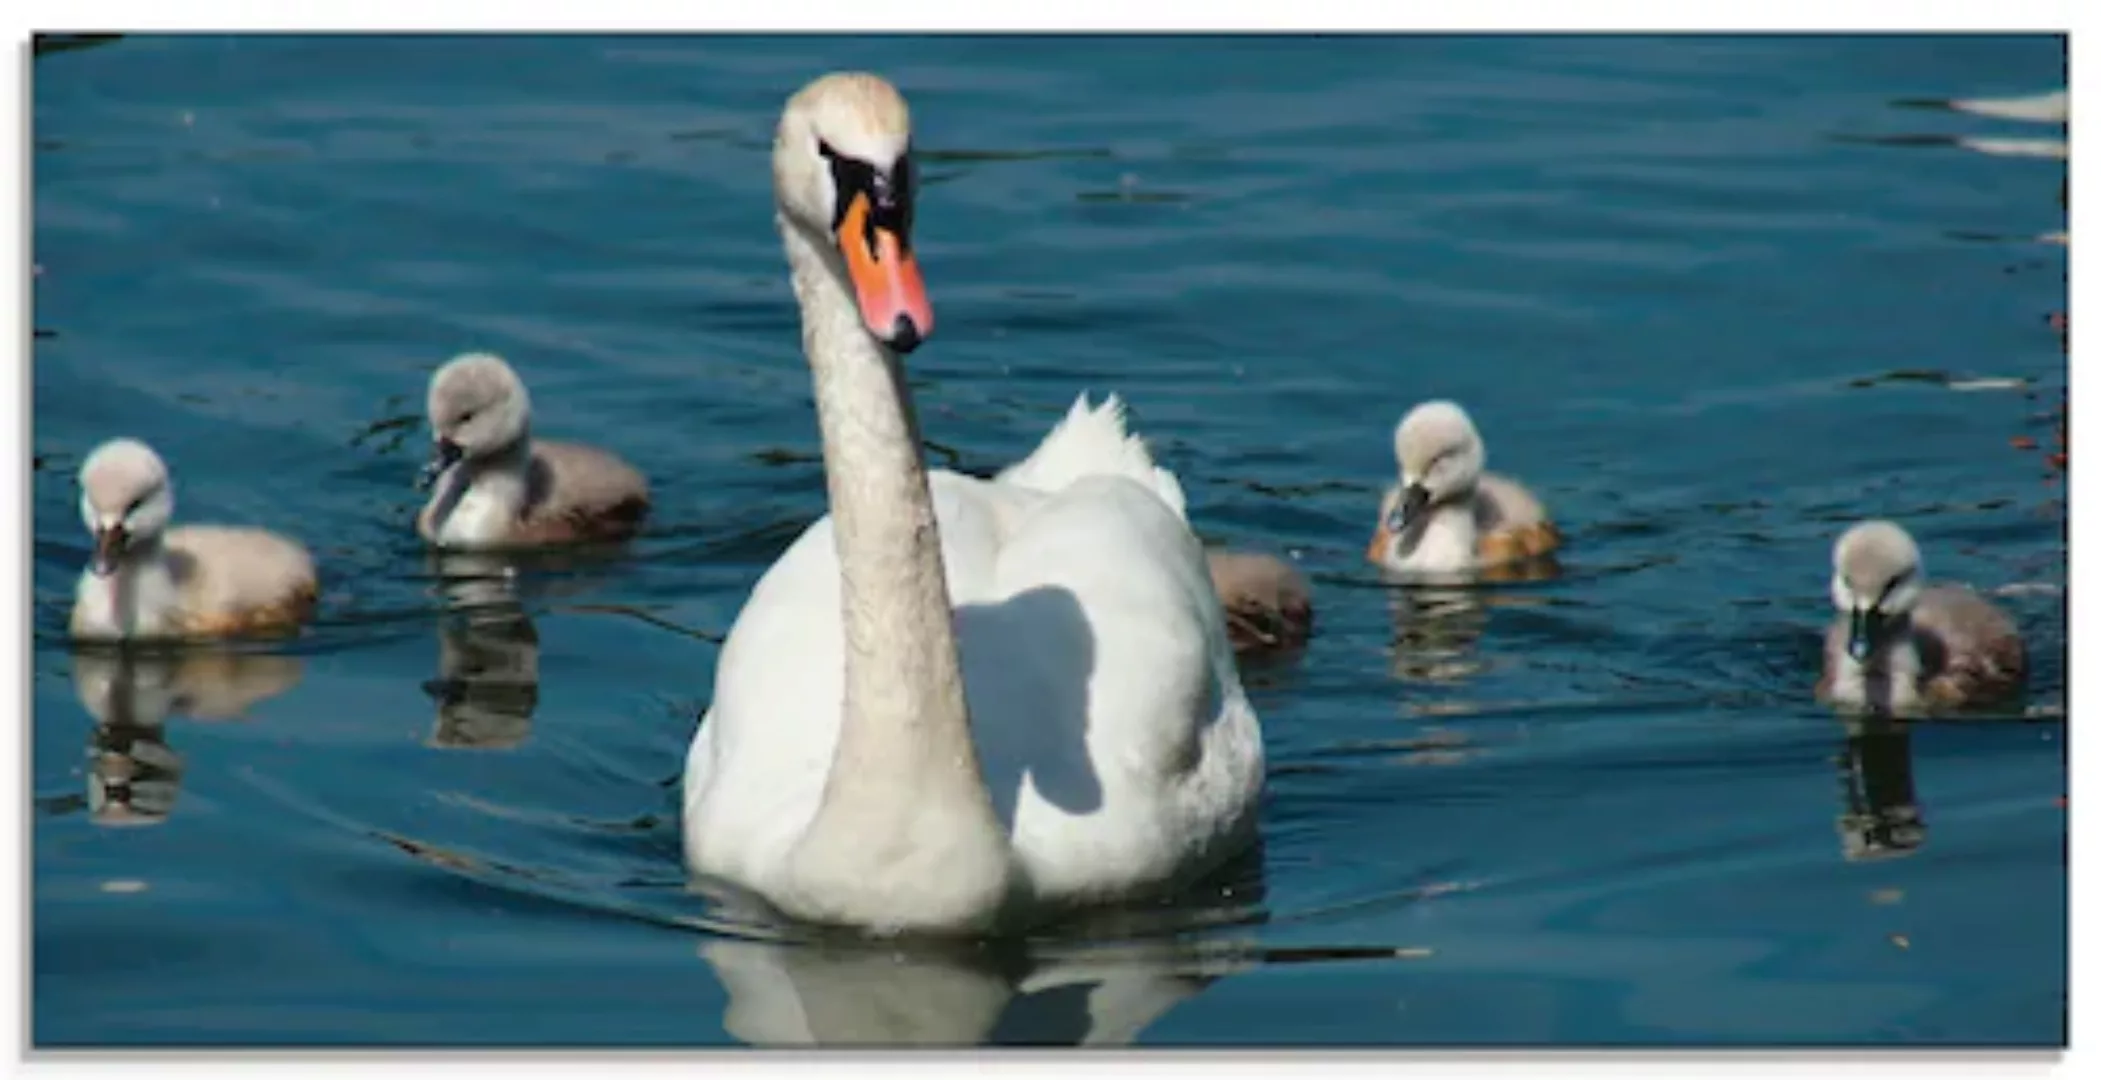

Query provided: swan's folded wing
[996,395,1188,521]
[965,474,1261,898]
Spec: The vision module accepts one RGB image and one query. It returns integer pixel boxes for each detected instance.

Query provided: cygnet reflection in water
[71,647,304,826]
[1383,585,1492,685]
[1835,717,1927,862]
[1379,578,1555,687]
[422,551,541,750]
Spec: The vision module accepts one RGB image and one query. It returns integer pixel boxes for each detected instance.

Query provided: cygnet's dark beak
[1366,483,1433,564]
[419,438,464,492]
[1847,606,1879,661]
[1396,483,1431,530]
[91,524,128,577]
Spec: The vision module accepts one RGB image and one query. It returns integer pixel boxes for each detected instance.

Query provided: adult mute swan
[682,72,1265,934]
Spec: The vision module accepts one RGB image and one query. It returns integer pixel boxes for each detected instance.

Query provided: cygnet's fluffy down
[417,352,651,549]
[1205,549,1314,655]
[1816,519,2027,715]
[70,438,318,641]
[1366,400,1559,576]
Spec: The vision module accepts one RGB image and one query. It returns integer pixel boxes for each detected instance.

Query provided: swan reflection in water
[422,552,541,750]
[700,933,1255,1046]
[1834,717,1926,861]
[693,852,1283,1047]
[70,647,304,826]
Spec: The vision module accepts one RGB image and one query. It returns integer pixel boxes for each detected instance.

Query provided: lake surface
[30,33,2067,1047]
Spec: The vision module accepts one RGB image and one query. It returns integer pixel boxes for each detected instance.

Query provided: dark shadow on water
[68,646,305,827]
[1846,368,2031,391]
[31,34,124,59]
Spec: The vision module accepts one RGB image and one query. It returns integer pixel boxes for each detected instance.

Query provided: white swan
[681,72,1264,934]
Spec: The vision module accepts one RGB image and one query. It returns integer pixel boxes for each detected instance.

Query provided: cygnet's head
[772,71,932,353]
[423,352,531,485]
[78,438,175,576]
[1385,399,1486,522]
[1830,520,1926,661]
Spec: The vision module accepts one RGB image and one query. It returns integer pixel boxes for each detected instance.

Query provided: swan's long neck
[777,216,1009,925]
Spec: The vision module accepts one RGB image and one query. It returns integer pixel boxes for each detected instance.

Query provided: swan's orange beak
[837,191,932,353]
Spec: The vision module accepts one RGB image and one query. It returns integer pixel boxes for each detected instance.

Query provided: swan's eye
[825,154,879,232]
[818,144,915,248]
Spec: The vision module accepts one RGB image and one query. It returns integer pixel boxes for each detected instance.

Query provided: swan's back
[997,395,1188,519]
[687,401,1261,918]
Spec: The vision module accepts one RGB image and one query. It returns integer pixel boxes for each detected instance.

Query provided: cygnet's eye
[1872,568,1918,612]
[458,409,477,426]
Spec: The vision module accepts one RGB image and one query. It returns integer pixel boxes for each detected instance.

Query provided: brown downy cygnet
[417,352,651,549]
[71,439,318,641]
[1817,520,2028,716]
[1365,401,1559,576]
[1205,550,1314,656]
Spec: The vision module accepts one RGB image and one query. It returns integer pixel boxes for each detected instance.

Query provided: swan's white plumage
[996,394,1189,519]
[684,397,1261,924]
[682,70,1262,933]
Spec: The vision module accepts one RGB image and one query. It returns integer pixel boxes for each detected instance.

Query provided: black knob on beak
[887,314,923,355]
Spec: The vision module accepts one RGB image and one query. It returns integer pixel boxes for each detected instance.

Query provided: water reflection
[422,552,541,750]
[701,933,1258,1046]
[1384,586,1492,684]
[1834,718,1926,862]
[1379,564,1556,686]
[688,845,1273,1046]
[71,648,304,826]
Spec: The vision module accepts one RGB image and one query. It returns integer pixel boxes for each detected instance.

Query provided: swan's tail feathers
[998,393,1189,519]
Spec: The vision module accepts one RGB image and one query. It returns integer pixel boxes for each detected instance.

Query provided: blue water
[31,34,2067,1047]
